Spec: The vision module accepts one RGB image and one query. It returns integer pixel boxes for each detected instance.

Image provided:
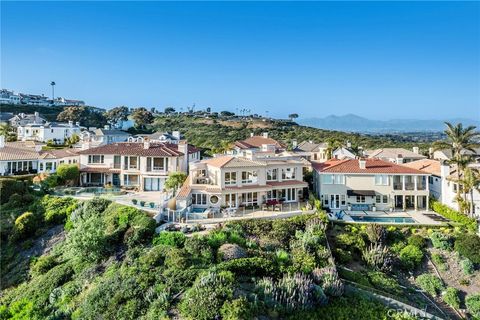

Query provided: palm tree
[461,168,480,217]
[325,139,343,159]
[0,123,16,141]
[433,123,479,210]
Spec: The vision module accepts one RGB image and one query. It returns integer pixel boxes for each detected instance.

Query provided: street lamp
[50,81,56,102]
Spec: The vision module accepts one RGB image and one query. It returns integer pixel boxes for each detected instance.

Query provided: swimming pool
[350,216,416,224]
[190,207,206,213]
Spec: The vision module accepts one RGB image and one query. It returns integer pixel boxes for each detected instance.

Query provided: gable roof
[39,149,78,159]
[312,158,427,175]
[0,143,40,161]
[365,148,426,160]
[94,128,130,136]
[234,136,285,150]
[77,142,184,157]
[402,159,442,176]
[295,141,327,152]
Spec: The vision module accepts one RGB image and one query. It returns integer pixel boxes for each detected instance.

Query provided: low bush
[217,257,278,277]
[442,287,460,309]
[430,231,453,250]
[399,244,423,270]
[179,271,235,320]
[0,178,29,204]
[153,231,186,248]
[415,274,444,297]
[431,253,448,271]
[466,293,480,319]
[461,258,474,275]
[337,268,370,287]
[431,200,477,232]
[220,297,253,320]
[30,255,57,277]
[367,271,402,296]
[13,212,39,239]
[407,234,426,248]
[454,234,480,264]
[41,195,78,224]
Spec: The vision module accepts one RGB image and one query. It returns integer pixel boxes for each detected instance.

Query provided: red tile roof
[312,158,427,175]
[234,136,285,149]
[402,159,442,176]
[77,142,184,157]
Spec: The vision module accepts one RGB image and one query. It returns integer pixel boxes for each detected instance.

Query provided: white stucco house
[17,121,82,144]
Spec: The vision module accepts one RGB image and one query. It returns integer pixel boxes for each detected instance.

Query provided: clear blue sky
[1,1,479,120]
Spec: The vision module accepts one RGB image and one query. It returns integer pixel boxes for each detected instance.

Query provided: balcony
[193,176,214,185]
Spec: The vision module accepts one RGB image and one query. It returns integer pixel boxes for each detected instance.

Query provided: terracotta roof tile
[402,159,442,176]
[313,158,427,175]
[234,136,285,149]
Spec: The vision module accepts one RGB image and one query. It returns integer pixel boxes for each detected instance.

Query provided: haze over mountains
[298,114,480,133]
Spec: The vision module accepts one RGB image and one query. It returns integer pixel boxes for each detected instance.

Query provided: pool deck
[339,210,444,225]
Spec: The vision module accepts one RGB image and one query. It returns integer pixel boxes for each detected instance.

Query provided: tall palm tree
[325,139,343,159]
[433,122,479,210]
[461,167,480,217]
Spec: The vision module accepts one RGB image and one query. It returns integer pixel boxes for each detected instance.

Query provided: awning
[347,190,376,197]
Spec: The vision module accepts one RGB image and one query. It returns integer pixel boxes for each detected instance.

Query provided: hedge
[431,200,477,232]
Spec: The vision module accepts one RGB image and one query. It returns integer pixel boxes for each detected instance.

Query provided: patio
[331,209,446,225]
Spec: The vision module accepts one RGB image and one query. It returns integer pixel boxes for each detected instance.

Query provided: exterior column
[402,195,406,211]
[414,176,418,191]
[426,196,429,211]
[414,195,418,211]
[402,175,405,190]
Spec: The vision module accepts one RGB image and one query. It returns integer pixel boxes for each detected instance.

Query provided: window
[225,194,237,206]
[46,162,53,171]
[282,168,296,180]
[144,177,162,191]
[323,194,329,205]
[376,195,381,203]
[322,175,333,184]
[114,155,121,169]
[88,155,104,164]
[242,192,258,205]
[210,195,219,204]
[356,196,366,203]
[39,162,44,171]
[334,175,345,184]
[153,157,166,171]
[123,174,139,186]
[225,172,237,185]
[124,156,139,169]
[192,193,207,205]
[267,168,277,181]
[241,171,257,184]
[383,195,388,203]
[375,175,389,185]
[341,195,346,206]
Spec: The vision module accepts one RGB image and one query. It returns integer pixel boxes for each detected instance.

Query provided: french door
[330,194,340,209]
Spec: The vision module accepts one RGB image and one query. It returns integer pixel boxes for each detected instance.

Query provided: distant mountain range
[297,114,480,133]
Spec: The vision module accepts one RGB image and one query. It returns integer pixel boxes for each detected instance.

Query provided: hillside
[0,104,105,122]
[151,114,430,154]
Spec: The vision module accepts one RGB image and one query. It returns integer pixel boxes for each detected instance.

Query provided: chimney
[359,158,366,169]
[412,146,419,154]
[428,147,434,158]
[440,160,450,178]
[250,132,254,137]
[0,135,5,148]
[262,132,269,138]
[292,139,297,148]
[178,140,189,172]
[34,111,39,123]
[68,120,73,127]
[143,140,150,149]
[346,141,352,148]
[396,154,404,164]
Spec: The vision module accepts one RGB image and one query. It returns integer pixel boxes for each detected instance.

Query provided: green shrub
[442,287,460,309]
[217,257,278,277]
[0,178,28,204]
[30,255,57,277]
[399,244,423,270]
[56,164,79,184]
[407,234,426,248]
[337,268,370,287]
[367,271,402,296]
[336,232,365,251]
[41,195,78,224]
[333,248,353,264]
[153,231,186,248]
[431,253,448,271]
[431,200,477,232]
[220,297,253,320]
[13,211,38,239]
[124,214,156,247]
[466,293,480,319]
[184,236,214,265]
[179,271,234,320]
[454,234,480,264]
[430,231,452,250]
[415,274,444,296]
[461,258,474,275]
[291,248,316,273]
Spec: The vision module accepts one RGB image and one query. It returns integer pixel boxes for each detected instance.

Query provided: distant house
[227,133,285,156]
[80,126,131,147]
[293,141,328,162]
[364,147,426,164]
[0,89,21,105]
[9,112,46,128]
[332,147,356,160]
[17,121,82,144]
[145,131,183,144]
[433,148,480,162]
[0,113,14,125]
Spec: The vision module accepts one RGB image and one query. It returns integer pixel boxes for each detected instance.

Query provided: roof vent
[359,158,366,170]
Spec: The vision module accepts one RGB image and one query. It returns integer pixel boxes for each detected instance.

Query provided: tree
[326,139,343,159]
[288,113,299,121]
[165,172,187,193]
[220,111,235,117]
[164,107,176,114]
[57,106,107,128]
[0,123,16,141]
[460,168,480,217]
[65,133,80,147]
[131,107,154,128]
[56,164,80,186]
[434,123,479,213]
[104,106,129,127]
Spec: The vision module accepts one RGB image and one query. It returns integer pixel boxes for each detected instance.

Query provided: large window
[267,168,278,181]
[282,168,296,180]
[88,155,104,164]
[225,172,237,185]
[322,175,333,184]
[375,175,389,186]
[241,192,258,205]
[321,174,344,184]
[123,174,139,186]
[147,157,168,171]
[225,194,237,207]
[144,177,163,191]
[356,196,366,203]
[192,193,207,205]
[375,195,389,204]
[124,156,139,170]
[241,171,257,184]
[113,155,121,169]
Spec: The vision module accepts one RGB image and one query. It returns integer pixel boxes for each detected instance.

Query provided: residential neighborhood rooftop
[312,158,428,175]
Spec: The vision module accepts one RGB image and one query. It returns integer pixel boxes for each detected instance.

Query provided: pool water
[56,187,126,196]
[350,216,416,224]
[190,207,206,213]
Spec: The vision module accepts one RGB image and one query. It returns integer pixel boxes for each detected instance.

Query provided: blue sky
[1,1,479,120]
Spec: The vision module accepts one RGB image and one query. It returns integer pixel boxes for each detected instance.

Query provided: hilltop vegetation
[150,114,429,155]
